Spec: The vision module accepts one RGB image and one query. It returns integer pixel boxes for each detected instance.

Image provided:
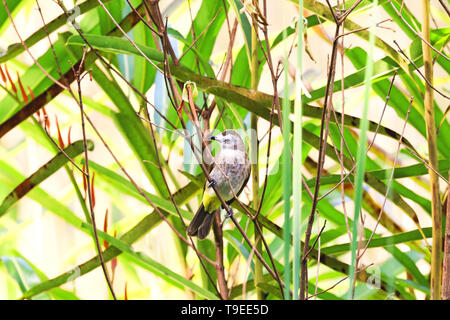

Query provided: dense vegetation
[0,0,449,300]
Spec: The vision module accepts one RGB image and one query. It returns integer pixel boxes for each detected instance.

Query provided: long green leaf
[20,176,203,299]
[65,34,416,151]
[0,140,92,218]
[322,228,432,254]
[0,0,117,62]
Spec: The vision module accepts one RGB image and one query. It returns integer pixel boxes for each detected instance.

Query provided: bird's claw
[207,178,216,188]
[224,207,233,219]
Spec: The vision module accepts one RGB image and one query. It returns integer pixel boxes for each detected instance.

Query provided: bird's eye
[224,139,230,144]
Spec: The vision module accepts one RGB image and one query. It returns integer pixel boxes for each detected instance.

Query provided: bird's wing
[225,159,251,206]
[204,149,251,205]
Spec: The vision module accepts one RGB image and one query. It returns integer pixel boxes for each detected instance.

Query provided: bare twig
[338,0,351,243]
[61,1,218,295]
[145,3,285,296]
[55,1,178,130]
[338,0,363,24]
[300,16,341,300]
[438,0,450,17]
[318,71,398,202]
[393,40,449,100]
[358,96,414,259]
[96,0,164,73]
[212,210,229,299]
[71,50,117,299]
[178,8,223,62]
[306,263,374,300]
[303,220,327,260]
[41,118,87,176]
[125,0,162,36]
[389,0,450,62]
[2,0,69,90]
[406,148,449,184]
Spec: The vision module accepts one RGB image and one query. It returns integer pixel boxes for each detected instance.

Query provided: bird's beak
[208,135,216,141]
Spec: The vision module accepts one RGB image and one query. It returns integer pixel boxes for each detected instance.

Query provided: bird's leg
[223,206,234,218]
[207,178,217,188]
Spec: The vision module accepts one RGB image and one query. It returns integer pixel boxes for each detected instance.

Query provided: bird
[187,130,251,240]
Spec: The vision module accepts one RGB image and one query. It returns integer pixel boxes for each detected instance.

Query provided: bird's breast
[207,150,250,201]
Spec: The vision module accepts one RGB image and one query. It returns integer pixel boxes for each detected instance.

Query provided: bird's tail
[187,204,214,240]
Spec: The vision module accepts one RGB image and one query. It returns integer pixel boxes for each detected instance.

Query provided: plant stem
[251,3,263,300]
[422,0,442,300]
[292,0,304,300]
[282,27,292,300]
[348,0,377,300]
[442,171,450,300]
[213,211,229,299]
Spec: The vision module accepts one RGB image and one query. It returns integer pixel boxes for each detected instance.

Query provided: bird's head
[208,130,245,151]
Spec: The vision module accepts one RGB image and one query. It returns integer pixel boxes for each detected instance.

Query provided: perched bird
[187,130,251,240]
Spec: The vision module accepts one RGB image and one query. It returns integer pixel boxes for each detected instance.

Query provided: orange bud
[103,209,109,249]
[0,65,6,83]
[111,230,118,279]
[42,107,49,131]
[67,125,72,145]
[36,109,42,123]
[90,172,96,208]
[5,65,16,93]
[17,72,28,103]
[55,115,65,149]
[27,86,35,100]
[82,164,87,194]
[111,256,117,275]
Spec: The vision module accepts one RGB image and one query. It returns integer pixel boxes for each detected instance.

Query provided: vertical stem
[79,86,116,300]
[212,211,229,300]
[442,171,450,300]
[422,0,442,301]
[282,27,292,300]
[251,2,263,299]
[292,0,303,300]
[300,24,340,301]
[349,0,377,300]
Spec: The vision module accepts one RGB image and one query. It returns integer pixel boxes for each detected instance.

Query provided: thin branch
[358,96,414,259]
[35,0,69,89]
[2,0,69,90]
[306,263,374,300]
[212,210,229,299]
[325,0,339,24]
[145,4,286,296]
[72,50,116,300]
[318,71,397,202]
[338,0,363,24]
[338,0,351,243]
[125,0,162,36]
[438,0,450,17]
[300,22,342,300]
[303,220,327,260]
[389,0,450,62]
[41,118,87,176]
[178,8,223,62]
[406,147,449,184]
[393,40,450,100]
[55,1,178,130]
[96,0,164,73]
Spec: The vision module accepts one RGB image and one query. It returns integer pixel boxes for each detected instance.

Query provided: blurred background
[0,0,448,299]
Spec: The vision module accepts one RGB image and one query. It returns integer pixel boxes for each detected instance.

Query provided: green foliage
[0,0,448,300]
